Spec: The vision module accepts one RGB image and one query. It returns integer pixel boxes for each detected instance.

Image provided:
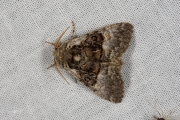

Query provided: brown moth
[46,22,133,103]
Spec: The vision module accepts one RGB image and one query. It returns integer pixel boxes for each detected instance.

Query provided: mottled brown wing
[90,23,133,103]
[62,23,133,103]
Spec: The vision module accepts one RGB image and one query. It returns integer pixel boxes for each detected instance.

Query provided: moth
[145,98,180,120]
[153,111,180,120]
[154,116,180,120]
[46,22,133,103]
[153,107,180,120]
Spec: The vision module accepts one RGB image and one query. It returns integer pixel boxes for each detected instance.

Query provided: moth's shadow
[122,33,136,96]
[40,33,55,77]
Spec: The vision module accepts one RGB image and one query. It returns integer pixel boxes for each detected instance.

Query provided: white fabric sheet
[0,0,180,120]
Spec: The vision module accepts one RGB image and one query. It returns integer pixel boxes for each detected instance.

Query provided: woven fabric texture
[0,0,180,120]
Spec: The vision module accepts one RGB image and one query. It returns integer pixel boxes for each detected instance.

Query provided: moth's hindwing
[55,23,133,103]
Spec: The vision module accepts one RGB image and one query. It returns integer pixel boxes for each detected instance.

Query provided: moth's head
[45,26,70,84]
[46,26,70,64]
[54,44,74,70]
[53,44,62,64]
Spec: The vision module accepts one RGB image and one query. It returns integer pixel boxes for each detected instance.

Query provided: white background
[0,0,180,120]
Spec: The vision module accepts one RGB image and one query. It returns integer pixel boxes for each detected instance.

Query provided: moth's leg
[71,21,76,38]
[46,26,70,50]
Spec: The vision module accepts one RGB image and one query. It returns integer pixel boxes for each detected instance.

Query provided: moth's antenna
[54,26,70,49]
[71,21,75,38]
[45,26,70,50]
[145,96,162,118]
[54,60,70,85]
[155,100,164,117]
[144,95,162,118]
